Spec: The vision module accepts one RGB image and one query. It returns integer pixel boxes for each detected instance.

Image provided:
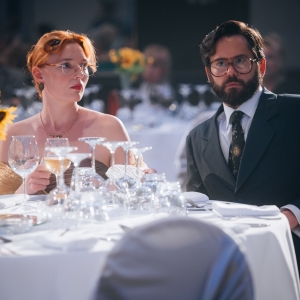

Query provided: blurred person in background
[263,33,300,94]
[136,44,174,108]
[90,23,119,71]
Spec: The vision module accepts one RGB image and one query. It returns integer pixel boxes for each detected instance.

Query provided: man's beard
[209,69,262,107]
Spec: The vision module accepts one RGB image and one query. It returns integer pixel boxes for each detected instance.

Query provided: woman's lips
[71,84,83,91]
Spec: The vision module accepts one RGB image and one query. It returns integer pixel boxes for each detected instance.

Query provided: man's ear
[259,58,266,77]
[32,66,44,82]
[205,67,211,83]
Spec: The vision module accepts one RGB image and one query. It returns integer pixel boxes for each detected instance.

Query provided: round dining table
[0,198,299,300]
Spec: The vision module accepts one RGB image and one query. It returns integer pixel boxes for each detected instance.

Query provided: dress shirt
[217,85,300,235]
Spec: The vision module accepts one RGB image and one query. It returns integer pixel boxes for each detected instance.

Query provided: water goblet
[78,137,106,173]
[8,135,39,210]
[128,146,153,215]
[155,181,186,218]
[118,141,139,188]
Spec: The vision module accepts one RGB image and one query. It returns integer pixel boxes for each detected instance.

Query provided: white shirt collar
[223,85,263,129]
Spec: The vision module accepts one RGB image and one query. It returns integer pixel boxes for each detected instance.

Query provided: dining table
[0,198,299,300]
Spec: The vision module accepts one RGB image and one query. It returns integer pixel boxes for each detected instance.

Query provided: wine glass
[194,84,210,111]
[44,138,70,191]
[128,146,153,216]
[118,141,139,188]
[8,135,39,210]
[120,89,142,120]
[45,146,77,202]
[78,137,106,173]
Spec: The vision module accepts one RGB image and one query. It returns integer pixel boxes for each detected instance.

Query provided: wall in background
[250,0,300,70]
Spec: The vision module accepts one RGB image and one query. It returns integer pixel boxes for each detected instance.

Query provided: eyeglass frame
[44,60,95,77]
[208,56,259,77]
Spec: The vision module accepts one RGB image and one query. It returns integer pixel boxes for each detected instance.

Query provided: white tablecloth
[126,120,190,182]
[0,208,299,300]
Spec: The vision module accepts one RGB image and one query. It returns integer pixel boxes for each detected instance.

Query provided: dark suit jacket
[186,88,300,272]
[187,88,300,208]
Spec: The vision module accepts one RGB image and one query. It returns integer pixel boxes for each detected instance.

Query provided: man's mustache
[223,77,245,86]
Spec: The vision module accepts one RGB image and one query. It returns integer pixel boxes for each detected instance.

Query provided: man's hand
[282,210,299,230]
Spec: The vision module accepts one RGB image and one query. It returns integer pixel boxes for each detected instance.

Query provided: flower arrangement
[109,47,147,88]
[0,93,17,140]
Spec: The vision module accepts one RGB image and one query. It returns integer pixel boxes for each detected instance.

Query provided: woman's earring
[38,83,44,91]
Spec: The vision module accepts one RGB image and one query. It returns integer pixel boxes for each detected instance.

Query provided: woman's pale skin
[0,42,136,194]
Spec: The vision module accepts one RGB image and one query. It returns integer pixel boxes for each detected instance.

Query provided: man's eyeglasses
[208,57,258,77]
[45,60,94,77]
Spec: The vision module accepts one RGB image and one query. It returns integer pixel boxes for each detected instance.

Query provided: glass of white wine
[8,135,39,210]
[44,138,71,190]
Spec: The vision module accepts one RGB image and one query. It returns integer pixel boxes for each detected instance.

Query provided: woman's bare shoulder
[6,115,39,136]
[80,108,129,140]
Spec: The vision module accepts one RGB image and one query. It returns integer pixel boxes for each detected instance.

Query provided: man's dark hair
[200,20,265,67]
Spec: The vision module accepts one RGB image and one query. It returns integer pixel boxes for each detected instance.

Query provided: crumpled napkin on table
[0,194,29,209]
[106,164,143,180]
[182,192,209,203]
[34,234,98,252]
[212,202,280,217]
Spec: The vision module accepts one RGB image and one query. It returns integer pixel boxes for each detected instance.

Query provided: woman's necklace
[40,108,81,138]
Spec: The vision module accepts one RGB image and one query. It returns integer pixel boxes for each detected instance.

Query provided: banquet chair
[96,217,254,300]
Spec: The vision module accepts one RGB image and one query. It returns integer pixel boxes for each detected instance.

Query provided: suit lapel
[236,89,278,192]
[201,106,236,190]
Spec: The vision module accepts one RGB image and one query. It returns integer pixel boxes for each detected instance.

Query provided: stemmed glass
[118,141,139,188]
[8,135,39,210]
[194,84,210,111]
[45,146,77,203]
[120,89,142,120]
[44,138,71,191]
[178,84,192,103]
[78,137,106,173]
[128,146,153,215]
[101,141,130,192]
[66,153,92,195]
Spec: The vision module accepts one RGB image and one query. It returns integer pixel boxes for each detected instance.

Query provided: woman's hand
[15,164,51,195]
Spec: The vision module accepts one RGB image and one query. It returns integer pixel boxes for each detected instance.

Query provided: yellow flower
[0,106,17,140]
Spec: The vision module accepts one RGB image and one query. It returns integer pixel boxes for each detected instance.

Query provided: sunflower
[0,106,17,140]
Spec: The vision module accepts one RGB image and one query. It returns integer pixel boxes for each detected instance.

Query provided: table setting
[0,135,300,300]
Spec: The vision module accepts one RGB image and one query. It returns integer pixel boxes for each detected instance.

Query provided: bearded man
[186,20,300,272]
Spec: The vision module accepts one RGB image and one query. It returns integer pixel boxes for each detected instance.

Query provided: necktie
[228,111,245,179]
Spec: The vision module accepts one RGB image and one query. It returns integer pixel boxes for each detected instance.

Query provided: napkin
[212,202,280,217]
[182,192,209,203]
[34,234,98,252]
[0,194,28,209]
[106,164,143,180]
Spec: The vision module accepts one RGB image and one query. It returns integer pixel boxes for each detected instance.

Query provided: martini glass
[101,141,130,192]
[101,141,131,220]
[78,137,107,173]
[118,141,139,188]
